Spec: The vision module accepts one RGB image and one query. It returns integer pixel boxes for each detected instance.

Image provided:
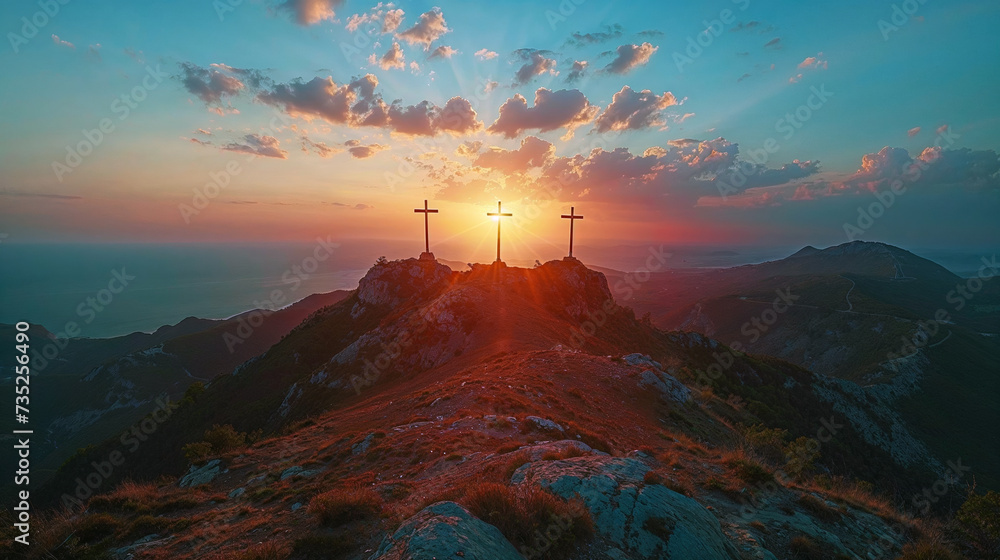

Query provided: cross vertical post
[413,199,438,255]
[486,201,512,263]
[561,206,584,258]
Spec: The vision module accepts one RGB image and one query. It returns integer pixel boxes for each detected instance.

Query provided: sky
[1,0,998,259]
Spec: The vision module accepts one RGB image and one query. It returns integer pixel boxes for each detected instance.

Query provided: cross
[486,200,512,263]
[561,207,583,258]
[413,199,438,254]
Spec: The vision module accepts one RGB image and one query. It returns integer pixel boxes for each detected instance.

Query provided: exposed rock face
[179,459,222,488]
[353,258,453,315]
[371,501,525,560]
[626,353,692,403]
[512,455,740,559]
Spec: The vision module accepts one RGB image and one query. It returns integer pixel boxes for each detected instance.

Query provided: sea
[0,242,991,339]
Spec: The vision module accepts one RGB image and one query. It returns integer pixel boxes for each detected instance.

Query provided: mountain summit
[26,252,992,560]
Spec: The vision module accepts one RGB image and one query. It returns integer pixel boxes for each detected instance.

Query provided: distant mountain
[608,240,1000,490]
[23,254,985,559]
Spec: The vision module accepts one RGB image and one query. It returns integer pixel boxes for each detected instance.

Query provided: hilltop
[5,253,994,560]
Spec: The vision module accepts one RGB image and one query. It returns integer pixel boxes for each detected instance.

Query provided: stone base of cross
[419,251,436,261]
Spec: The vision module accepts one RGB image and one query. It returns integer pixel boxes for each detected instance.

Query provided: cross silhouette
[413,199,438,254]
[486,201,512,263]
[561,207,584,258]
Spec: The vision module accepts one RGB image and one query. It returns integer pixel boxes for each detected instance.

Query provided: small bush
[726,457,774,485]
[204,424,248,453]
[897,539,962,560]
[951,490,1000,559]
[183,441,214,464]
[308,487,382,527]
[74,513,120,543]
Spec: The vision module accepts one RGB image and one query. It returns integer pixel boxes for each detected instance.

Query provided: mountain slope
[19,256,977,560]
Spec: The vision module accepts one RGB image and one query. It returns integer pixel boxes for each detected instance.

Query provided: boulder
[512,455,740,559]
[179,459,222,488]
[371,501,524,560]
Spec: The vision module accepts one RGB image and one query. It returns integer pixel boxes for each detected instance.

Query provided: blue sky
[1,0,998,250]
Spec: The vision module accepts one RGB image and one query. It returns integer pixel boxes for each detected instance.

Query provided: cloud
[473,136,555,174]
[345,140,388,158]
[257,74,384,126]
[565,24,624,47]
[301,135,340,157]
[738,73,752,82]
[797,53,828,70]
[603,42,657,74]
[429,45,458,59]
[594,86,678,133]
[434,136,822,206]
[488,88,598,139]
[475,48,498,61]
[455,140,484,159]
[764,37,782,50]
[87,44,102,61]
[566,60,588,83]
[375,42,406,69]
[637,30,664,38]
[396,7,450,49]
[222,134,288,159]
[196,128,213,135]
[512,50,559,85]
[179,62,247,106]
[908,126,921,137]
[277,0,343,25]
[51,34,74,49]
[730,21,774,33]
[346,4,404,33]
[329,201,374,209]
[1,191,82,200]
[935,124,949,134]
[276,92,472,137]
[409,61,421,73]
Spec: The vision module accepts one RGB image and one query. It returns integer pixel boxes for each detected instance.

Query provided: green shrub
[951,490,1000,559]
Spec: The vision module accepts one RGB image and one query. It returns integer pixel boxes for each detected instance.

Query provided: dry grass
[89,480,161,513]
[308,487,382,527]
[462,482,592,557]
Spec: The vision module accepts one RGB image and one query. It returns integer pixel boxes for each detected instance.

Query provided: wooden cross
[413,199,438,254]
[561,206,583,258]
[486,201,512,263]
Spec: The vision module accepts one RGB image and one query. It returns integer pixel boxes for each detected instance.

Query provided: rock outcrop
[371,501,525,560]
